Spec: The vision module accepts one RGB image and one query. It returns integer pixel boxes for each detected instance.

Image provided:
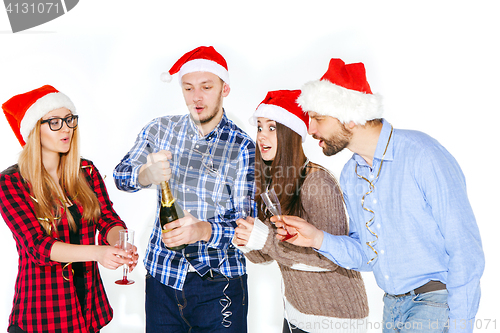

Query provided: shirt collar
[352,118,394,166]
[373,119,394,162]
[187,110,228,141]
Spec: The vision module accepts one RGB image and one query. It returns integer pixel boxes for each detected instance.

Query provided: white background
[0,1,498,332]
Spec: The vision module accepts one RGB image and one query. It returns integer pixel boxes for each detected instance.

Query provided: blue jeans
[145,271,248,333]
[8,326,27,333]
[383,290,449,333]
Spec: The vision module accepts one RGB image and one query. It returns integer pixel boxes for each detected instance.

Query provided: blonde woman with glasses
[1,85,138,333]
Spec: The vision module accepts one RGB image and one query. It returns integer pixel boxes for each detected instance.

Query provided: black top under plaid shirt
[114,112,255,290]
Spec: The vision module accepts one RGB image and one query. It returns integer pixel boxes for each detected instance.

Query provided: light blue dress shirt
[317,119,484,327]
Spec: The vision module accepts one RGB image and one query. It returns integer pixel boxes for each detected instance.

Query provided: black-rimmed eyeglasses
[41,115,79,131]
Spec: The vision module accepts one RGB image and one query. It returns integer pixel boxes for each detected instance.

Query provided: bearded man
[276,58,484,333]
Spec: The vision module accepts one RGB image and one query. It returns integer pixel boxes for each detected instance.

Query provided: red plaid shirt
[0,159,126,333]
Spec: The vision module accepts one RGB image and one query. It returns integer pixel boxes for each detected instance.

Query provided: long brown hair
[18,118,101,236]
[255,122,308,219]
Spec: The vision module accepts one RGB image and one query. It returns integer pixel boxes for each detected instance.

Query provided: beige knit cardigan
[244,166,369,319]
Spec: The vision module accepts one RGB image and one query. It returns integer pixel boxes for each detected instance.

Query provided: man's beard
[314,124,352,156]
[191,92,223,125]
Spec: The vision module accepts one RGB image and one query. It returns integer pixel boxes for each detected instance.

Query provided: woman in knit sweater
[233,90,368,333]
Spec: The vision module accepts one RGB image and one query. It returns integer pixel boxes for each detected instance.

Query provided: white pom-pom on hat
[160,72,173,83]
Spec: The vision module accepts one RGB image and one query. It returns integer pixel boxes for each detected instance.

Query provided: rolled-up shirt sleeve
[113,119,159,192]
[0,173,58,266]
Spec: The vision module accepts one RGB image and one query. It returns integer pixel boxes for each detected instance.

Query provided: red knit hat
[160,46,230,84]
[2,85,76,146]
[251,90,309,142]
[297,58,382,125]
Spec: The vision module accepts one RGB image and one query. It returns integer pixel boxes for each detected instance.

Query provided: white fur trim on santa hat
[178,58,230,85]
[250,104,308,142]
[20,92,76,140]
[297,80,383,125]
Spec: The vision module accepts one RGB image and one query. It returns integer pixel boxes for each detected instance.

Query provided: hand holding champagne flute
[260,188,296,241]
[115,229,135,285]
[232,198,253,247]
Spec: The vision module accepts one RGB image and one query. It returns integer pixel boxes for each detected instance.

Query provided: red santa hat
[297,58,383,125]
[2,85,76,146]
[160,46,230,85]
[251,90,309,142]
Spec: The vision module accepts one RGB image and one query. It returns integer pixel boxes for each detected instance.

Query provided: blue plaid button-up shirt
[114,112,255,290]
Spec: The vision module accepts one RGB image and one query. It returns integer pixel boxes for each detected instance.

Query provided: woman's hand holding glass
[261,188,296,241]
[115,229,138,285]
[233,202,254,246]
[95,244,137,271]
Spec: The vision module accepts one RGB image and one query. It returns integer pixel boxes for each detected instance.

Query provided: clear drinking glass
[260,188,295,241]
[240,197,252,220]
[115,229,135,285]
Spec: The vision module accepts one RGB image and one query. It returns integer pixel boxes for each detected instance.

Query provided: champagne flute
[233,198,252,247]
[260,188,295,241]
[115,229,135,285]
[240,198,252,220]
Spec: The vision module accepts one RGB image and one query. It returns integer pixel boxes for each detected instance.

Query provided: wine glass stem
[123,265,128,281]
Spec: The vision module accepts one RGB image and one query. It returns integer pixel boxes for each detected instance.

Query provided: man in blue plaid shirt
[113,46,255,333]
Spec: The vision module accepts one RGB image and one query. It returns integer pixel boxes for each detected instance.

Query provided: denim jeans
[383,290,449,333]
[8,326,27,333]
[145,271,248,333]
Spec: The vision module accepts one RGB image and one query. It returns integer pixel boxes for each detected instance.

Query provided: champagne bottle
[160,181,187,251]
